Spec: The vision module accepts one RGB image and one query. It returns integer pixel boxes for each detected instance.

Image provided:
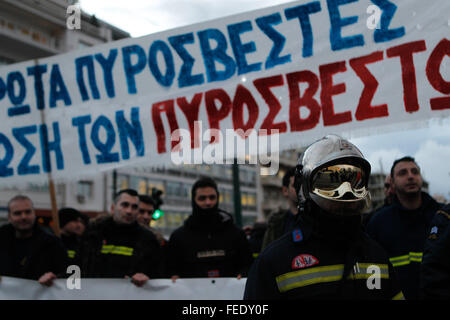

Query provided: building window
[130,176,148,194]
[78,40,92,49]
[247,193,256,206]
[77,181,93,203]
[241,193,248,206]
[148,180,165,196]
[166,181,181,197]
[138,179,147,195]
[222,190,232,204]
[180,183,190,198]
[117,174,129,191]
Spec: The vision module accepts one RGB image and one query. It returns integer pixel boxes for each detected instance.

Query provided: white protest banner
[0,0,449,184]
[0,276,246,300]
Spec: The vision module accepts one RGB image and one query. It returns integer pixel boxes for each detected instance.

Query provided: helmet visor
[311,164,367,200]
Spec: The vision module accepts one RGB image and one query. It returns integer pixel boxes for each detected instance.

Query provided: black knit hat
[59,207,81,228]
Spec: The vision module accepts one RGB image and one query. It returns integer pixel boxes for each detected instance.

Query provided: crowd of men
[0,135,449,300]
[0,177,253,288]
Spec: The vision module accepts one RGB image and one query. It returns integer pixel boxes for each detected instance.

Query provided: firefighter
[244,134,404,300]
[59,207,87,261]
[366,156,443,299]
[420,203,450,299]
[77,189,163,287]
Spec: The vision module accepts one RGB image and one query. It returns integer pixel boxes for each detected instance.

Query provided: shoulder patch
[292,254,319,269]
[428,225,439,240]
[430,226,438,234]
[437,210,450,220]
[292,228,303,243]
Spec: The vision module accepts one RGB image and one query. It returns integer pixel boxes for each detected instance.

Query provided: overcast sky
[79,0,450,200]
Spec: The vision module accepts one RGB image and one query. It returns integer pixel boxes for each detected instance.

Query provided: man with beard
[166,177,252,281]
[261,167,300,250]
[244,135,404,300]
[0,195,67,286]
[367,156,443,300]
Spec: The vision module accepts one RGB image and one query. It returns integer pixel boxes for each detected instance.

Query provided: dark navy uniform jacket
[0,223,68,280]
[244,213,404,300]
[366,192,442,300]
[420,204,450,299]
[78,216,164,278]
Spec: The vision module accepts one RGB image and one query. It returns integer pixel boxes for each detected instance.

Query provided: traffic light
[151,187,164,220]
[152,209,164,220]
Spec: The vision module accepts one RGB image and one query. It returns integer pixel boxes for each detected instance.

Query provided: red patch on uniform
[292,254,319,269]
[208,270,220,277]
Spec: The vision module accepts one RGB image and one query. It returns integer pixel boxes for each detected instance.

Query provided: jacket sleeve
[261,211,285,251]
[243,252,281,300]
[261,216,275,251]
[166,231,183,277]
[387,261,405,300]
[420,208,450,300]
[76,225,101,278]
[46,236,70,279]
[235,229,253,277]
[135,231,164,278]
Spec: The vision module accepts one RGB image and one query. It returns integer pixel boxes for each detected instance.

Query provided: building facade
[0,0,129,223]
[114,164,261,238]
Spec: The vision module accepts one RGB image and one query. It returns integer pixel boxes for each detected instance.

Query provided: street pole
[232,159,242,228]
[35,59,60,237]
[112,169,117,200]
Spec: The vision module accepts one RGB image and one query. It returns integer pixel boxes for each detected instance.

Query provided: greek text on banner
[0,0,449,184]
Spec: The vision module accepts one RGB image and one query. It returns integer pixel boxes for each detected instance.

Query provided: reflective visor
[312,164,366,190]
[311,164,367,200]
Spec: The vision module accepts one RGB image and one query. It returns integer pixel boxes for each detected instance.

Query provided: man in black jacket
[367,156,443,300]
[77,189,163,287]
[0,195,67,286]
[167,177,252,281]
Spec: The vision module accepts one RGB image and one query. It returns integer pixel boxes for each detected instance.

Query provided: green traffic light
[152,209,164,220]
